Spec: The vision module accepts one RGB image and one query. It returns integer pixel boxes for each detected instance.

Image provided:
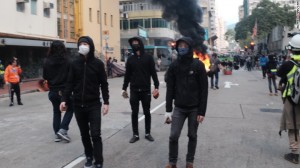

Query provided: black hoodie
[62,36,109,107]
[43,56,70,92]
[166,37,208,116]
[122,37,159,91]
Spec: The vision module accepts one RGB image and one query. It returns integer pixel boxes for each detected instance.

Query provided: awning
[0,33,77,48]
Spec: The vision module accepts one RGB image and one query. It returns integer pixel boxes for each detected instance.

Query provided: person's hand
[60,102,67,112]
[152,89,159,99]
[197,115,204,123]
[102,104,109,115]
[121,90,129,98]
[164,112,173,124]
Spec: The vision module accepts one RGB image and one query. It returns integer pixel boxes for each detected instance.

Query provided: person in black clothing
[164,37,208,168]
[122,37,159,143]
[43,41,74,142]
[60,36,109,168]
[266,55,278,96]
[106,57,112,77]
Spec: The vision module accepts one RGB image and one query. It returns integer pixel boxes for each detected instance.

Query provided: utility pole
[99,0,103,56]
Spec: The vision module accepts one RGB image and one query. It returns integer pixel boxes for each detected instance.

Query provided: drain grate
[260,108,282,113]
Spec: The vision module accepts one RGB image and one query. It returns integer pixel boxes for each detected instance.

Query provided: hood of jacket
[128,37,145,56]
[77,36,95,60]
[175,37,194,62]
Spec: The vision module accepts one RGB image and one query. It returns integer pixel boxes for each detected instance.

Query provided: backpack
[290,60,300,104]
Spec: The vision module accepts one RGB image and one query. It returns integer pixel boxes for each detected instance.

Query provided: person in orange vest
[4,57,23,106]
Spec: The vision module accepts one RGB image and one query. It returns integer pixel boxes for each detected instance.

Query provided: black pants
[74,103,103,165]
[262,66,267,78]
[10,83,21,103]
[130,90,151,136]
[169,107,199,164]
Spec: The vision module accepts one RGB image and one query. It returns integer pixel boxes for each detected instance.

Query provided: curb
[0,89,40,99]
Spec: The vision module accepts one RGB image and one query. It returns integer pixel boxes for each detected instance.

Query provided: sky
[215,0,243,26]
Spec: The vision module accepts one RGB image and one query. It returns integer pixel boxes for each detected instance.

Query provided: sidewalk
[0,80,40,98]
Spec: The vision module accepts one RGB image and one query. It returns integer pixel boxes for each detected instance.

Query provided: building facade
[74,0,120,61]
[0,0,59,78]
[57,0,77,46]
[239,5,244,21]
[119,0,179,51]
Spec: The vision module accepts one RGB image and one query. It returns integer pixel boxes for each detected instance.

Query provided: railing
[121,3,162,12]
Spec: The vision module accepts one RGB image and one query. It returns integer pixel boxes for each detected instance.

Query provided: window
[64,0,68,14]
[70,20,75,39]
[152,18,167,28]
[57,0,62,12]
[89,8,92,22]
[97,11,100,24]
[31,0,37,15]
[104,13,107,25]
[64,19,68,38]
[16,2,25,12]
[70,0,74,15]
[122,20,129,30]
[145,18,151,28]
[57,18,62,37]
[130,19,143,29]
[111,15,113,27]
[44,9,50,17]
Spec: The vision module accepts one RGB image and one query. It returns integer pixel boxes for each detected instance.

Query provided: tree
[235,0,295,44]
[225,29,235,41]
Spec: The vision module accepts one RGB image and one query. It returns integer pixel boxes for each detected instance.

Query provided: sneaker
[269,93,273,96]
[165,163,177,168]
[9,102,14,107]
[94,164,102,168]
[84,157,93,168]
[215,86,219,89]
[274,93,278,96]
[54,134,62,142]
[284,153,299,164]
[57,130,71,142]
[186,162,194,168]
[145,134,155,142]
[18,102,23,105]
[129,135,139,143]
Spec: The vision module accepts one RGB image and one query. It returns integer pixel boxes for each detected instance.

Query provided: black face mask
[132,44,141,51]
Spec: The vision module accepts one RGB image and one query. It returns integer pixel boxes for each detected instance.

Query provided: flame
[194,51,210,72]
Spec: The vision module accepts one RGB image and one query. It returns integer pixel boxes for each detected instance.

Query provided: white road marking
[63,101,166,168]
[138,101,166,122]
[224,81,240,89]
[63,156,85,168]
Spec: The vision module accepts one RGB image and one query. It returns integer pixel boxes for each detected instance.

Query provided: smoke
[151,0,207,53]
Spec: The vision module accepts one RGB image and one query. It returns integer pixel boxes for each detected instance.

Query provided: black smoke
[151,0,207,53]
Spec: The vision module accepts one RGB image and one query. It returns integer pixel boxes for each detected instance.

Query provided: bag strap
[290,60,300,67]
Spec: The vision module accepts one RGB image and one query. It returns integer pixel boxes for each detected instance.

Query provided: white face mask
[78,45,90,55]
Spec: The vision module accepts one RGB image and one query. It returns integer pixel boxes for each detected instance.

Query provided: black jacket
[43,56,70,92]
[62,36,109,107]
[166,37,208,116]
[122,37,159,91]
[277,60,294,81]
[266,60,277,75]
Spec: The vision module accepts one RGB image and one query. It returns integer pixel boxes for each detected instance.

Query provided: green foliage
[235,0,296,43]
[225,29,235,41]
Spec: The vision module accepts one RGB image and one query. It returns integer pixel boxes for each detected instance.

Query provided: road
[0,70,298,168]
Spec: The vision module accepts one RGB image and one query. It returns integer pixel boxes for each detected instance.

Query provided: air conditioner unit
[17,0,29,3]
[119,5,124,12]
[43,2,53,9]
